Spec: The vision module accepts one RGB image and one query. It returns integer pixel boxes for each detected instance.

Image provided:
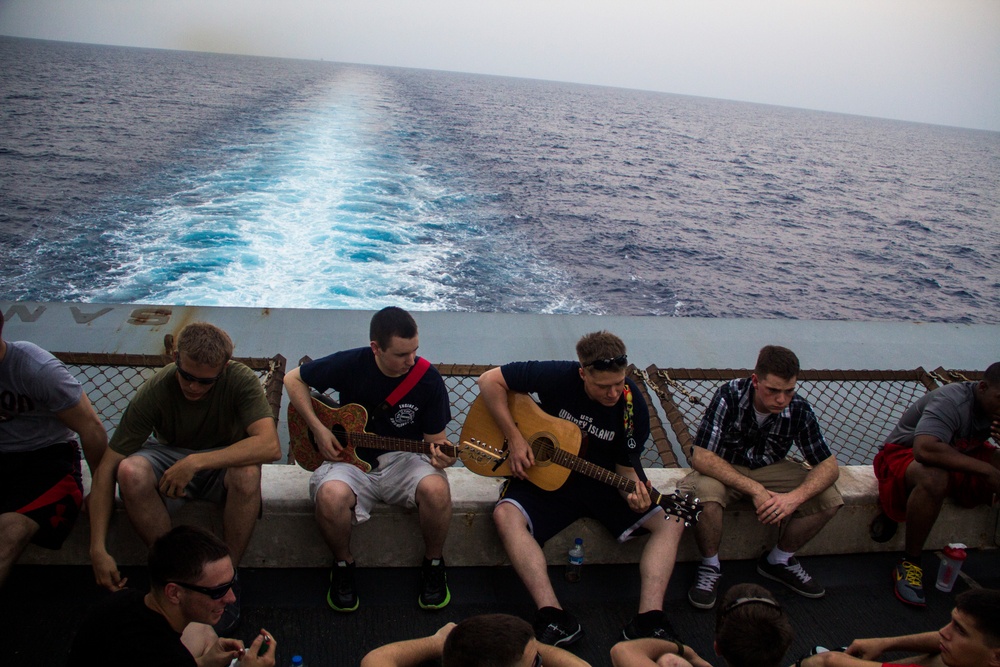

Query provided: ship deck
[5,550,998,666]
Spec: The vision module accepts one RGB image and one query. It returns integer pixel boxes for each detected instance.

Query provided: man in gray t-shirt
[0,310,107,586]
[874,361,1000,607]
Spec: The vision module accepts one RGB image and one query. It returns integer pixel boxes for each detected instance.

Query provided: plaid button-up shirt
[693,377,832,469]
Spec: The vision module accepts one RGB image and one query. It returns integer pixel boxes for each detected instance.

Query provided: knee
[225,465,262,497]
[492,503,524,535]
[315,482,355,517]
[116,456,156,494]
[0,514,37,557]
[911,464,949,499]
[416,475,451,509]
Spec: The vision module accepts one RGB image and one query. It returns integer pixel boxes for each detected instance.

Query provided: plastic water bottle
[935,543,968,592]
[290,655,305,667]
[565,537,584,582]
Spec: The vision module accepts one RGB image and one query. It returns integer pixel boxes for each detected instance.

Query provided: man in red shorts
[873,362,1000,606]
[0,310,108,586]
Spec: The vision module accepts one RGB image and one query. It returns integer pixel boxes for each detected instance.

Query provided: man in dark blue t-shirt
[477,331,686,647]
[284,307,455,612]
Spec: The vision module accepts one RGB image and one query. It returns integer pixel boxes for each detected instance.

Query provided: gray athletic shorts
[309,451,447,524]
[129,440,228,514]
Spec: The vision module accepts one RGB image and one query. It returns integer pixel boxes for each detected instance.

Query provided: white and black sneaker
[757,554,825,598]
[687,563,722,609]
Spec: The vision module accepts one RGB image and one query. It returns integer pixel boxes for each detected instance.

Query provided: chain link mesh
[645,366,940,466]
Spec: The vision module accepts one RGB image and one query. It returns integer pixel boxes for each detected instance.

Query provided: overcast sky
[2,0,998,131]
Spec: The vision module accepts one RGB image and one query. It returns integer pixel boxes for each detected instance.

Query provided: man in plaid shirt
[679,345,843,609]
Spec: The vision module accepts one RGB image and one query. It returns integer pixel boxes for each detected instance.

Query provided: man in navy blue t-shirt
[477,331,686,647]
[284,307,455,612]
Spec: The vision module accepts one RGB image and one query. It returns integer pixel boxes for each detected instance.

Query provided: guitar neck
[344,432,456,457]
[546,448,638,493]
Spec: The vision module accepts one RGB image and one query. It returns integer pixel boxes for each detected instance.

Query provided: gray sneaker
[757,555,825,598]
[688,563,722,609]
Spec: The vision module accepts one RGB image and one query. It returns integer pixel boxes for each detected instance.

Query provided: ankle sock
[768,547,794,565]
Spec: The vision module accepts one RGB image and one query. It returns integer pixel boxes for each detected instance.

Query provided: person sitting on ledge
[799,588,1000,667]
[477,331,687,646]
[283,306,455,612]
[88,322,281,632]
[679,345,842,609]
[874,361,1000,607]
[360,613,590,667]
[610,583,793,667]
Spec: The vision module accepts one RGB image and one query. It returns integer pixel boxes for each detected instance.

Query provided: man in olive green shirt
[88,323,280,609]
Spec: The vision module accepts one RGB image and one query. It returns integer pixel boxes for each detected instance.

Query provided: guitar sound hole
[531,436,555,463]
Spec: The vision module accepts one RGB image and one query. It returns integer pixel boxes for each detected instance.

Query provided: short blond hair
[576,331,626,367]
[176,323,233,367]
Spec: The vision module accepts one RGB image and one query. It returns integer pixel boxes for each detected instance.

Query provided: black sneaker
[621,610,679,641]
[213,572,241,635]
[757,554,825,598]
[418,557,451,610]
[328,560,359,612]
[533,607,583,647]
[687,563,722,609]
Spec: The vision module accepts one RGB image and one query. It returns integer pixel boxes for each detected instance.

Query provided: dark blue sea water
[2,37,998,322]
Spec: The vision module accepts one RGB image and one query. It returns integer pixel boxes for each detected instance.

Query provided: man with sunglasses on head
[477,331,686,647]
[679,345,842,610]
[88,322,281,632]
[0,310,108,588]
[69,525,277,667]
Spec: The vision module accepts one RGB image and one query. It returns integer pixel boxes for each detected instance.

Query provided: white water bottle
[565,537,584,582]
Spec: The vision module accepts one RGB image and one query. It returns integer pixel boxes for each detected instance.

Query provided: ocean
[2,36,998,323]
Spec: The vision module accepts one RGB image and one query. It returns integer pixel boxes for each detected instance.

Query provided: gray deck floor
[4,551,997,666]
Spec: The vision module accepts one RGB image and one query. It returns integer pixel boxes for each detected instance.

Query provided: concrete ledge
[19,465,998,568]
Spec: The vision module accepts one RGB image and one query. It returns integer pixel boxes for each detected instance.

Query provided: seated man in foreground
[874,361,1000,606]
[283,306,455,611]
[610,583,793,667]
[0,310,108,586]
[800,588,1000,667]
[680,345,842,608]
[360,613,590,667]
[68,525,277,667]
[88,322,281,629]
[477,331,687,646]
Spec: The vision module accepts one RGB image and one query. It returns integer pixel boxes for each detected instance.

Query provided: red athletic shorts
[873,440,997,523]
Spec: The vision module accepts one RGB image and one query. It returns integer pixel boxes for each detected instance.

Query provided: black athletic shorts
[497,474,657,546]
[0,441,83,549]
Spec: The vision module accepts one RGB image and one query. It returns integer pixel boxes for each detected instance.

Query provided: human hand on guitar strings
[506,431,536,479]
[427,440,458,469]
[311,425,345,461]
[625,478,653,513]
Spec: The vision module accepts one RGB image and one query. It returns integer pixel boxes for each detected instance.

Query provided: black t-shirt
[300,347,451,464]
[500,360,650,472]
[67,589,196,667]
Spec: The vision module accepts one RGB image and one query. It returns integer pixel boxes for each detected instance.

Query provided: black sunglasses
[169,575,237,600]
[532,652,542,667]
[175,358,225,385]
[584,354,628,371]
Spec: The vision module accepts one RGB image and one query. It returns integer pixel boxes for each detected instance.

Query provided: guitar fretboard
[344,432,458,457]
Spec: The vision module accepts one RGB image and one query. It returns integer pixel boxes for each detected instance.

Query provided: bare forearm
[790,456,839,504]
[691,448,762,497]
[360,635,445,667]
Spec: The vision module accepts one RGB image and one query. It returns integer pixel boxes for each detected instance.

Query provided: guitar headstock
[460,438,505,465]
[657,491,702,527]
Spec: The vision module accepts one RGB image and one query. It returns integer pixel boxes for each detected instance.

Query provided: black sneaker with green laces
[418,557,451,610]
[328,560,359,612]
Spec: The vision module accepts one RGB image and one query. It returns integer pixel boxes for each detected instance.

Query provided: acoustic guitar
[460,393,701,525]
[287,396,503,472]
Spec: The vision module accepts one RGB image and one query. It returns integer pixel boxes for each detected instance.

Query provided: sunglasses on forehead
[169,575,237,600]
[583,354,628,371]
[174,357,225,385]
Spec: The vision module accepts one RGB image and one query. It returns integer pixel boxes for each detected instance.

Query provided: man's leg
[0,512,39,586]
[415,473,451,560]
[222,464,262,566]
[902,461,949,560]
[777,506,840,553]
[637,514,685,613]
[493,501,560,609]
[692,501,724,557]
[116,455,172,547]
[314,480,357,562]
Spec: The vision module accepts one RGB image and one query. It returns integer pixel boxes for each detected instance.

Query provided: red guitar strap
[379,357,431,412]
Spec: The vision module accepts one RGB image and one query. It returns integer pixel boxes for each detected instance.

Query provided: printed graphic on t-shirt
[390,403,418,429]
[558,409,615,442]
[0,391,35,422]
